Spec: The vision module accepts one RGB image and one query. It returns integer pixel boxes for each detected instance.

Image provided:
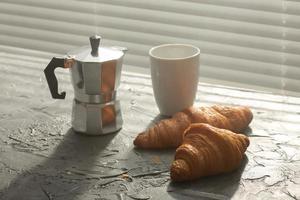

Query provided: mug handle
[44,56,74,99]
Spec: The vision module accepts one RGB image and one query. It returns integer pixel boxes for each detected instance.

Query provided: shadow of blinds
[0,0,299,93]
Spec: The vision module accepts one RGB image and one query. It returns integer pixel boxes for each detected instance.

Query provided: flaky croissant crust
[170,123,249,182]
[134,105,252,149]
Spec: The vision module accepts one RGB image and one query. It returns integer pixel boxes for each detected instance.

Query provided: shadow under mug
[149,44,200,116]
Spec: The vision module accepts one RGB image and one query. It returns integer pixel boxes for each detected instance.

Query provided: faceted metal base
[71,99,123,135]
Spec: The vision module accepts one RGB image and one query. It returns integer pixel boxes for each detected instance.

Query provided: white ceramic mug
[149,44,200,116]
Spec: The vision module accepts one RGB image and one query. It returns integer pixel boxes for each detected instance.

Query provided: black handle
[44,57,66,99]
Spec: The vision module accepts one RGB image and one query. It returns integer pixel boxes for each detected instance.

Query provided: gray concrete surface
[0,49,300,200]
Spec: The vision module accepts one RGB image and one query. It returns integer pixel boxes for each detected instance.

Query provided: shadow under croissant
[167,156,249,200]
[243,127,253,137]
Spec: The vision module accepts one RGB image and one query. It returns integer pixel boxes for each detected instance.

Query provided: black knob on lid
[90,35,101,57]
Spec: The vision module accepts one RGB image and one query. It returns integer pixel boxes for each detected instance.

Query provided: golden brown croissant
[133,105,252,149]
[170,123,249,182]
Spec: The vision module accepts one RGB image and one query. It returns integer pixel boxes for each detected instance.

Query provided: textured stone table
[0,48,300,200]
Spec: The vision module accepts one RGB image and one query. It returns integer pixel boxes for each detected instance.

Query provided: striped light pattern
[0,0,299,94]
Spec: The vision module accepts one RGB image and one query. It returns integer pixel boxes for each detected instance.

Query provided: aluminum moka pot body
[71,99,123,135]
[69,54,124,104]
[44,35,127,135]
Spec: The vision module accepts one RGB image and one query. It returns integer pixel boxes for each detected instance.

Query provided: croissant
[133,105,252,149]
[170,123,249,182]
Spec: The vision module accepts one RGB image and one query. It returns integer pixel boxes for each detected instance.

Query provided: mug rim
[149,43,200,60]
